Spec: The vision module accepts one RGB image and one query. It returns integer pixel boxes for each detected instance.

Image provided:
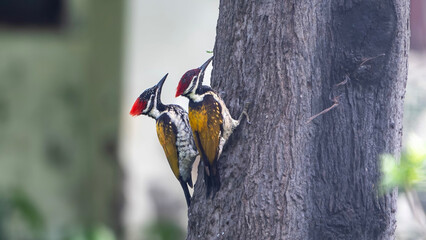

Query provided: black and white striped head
[130,73,167,117]
[175,56,213,98]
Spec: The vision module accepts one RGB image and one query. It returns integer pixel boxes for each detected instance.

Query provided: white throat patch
[145,94,161,119]
[188,91,205,102]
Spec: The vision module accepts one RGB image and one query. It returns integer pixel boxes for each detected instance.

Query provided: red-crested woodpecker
[130,74,198,207]
[175,57,249,197]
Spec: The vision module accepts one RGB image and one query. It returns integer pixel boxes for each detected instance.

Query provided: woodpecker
[130,74,198,207]
[175,57,249,197]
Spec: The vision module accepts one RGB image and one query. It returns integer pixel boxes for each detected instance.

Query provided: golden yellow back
[189,97,223,166]
[156,120,180,179]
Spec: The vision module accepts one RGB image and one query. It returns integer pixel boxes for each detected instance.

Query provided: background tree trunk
[187,0,409,239]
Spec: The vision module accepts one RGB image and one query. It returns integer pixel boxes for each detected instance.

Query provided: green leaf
[143,220,185,240]
[11,190,45,231]
[66,225,116,240]
[380,135,426,192]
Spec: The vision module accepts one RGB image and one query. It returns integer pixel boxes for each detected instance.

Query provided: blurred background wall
[0,0,124,239]
[0,0,424,240]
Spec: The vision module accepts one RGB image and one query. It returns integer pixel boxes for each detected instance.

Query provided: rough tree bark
[187,0,409,239]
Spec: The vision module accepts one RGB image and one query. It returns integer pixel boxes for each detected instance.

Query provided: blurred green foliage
[143,220,185,240]
[380,136,426,237]
[0,190,44,239]
[10,190,45,232]
[380,136,426,191]
[0,190,119,240]
[65,225,116,240]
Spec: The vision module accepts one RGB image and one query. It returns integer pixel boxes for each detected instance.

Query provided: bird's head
[175,56,213,98]
[130,73,168,117]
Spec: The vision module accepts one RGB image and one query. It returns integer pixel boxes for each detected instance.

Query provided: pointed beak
[197,56,213,86]
[199,56,213,73]
[156,73,168,93]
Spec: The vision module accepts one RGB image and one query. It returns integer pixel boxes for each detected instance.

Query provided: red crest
[130,98,147,116]
[176,68,200,97]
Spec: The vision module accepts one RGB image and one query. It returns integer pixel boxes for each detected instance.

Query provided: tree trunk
[187,0,409,239]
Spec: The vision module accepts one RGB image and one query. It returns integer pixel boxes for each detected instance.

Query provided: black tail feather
[205,162,221,198]
[179,178,191,207]
[195,131,221,198]
[210,162,221,198]
[204,166,212,197]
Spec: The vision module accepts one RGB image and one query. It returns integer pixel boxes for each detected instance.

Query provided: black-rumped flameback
[130,74,198,207]
[175,57,249,197]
